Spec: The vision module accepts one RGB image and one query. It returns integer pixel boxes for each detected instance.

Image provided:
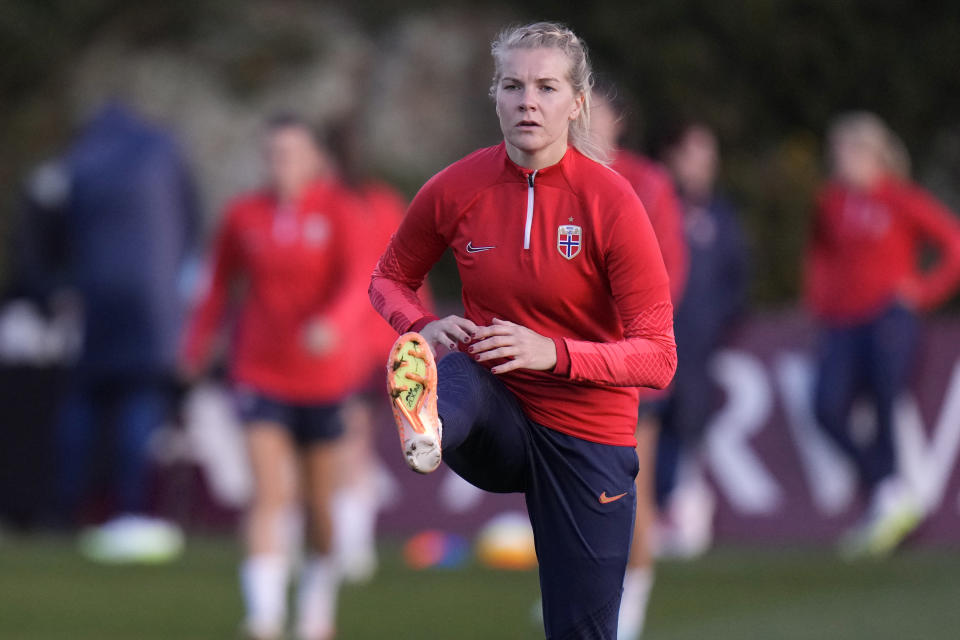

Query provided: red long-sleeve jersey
[805,176,960,324]
[370,143,677,447]
[181,179,370,403]
[612,149,688,303]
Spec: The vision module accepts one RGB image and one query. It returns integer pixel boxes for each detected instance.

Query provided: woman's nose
[519,89,537,111]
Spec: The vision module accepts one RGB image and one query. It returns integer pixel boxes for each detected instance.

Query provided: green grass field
[1,535,959,639]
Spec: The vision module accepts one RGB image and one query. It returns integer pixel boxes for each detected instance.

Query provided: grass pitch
[1,535,959,639]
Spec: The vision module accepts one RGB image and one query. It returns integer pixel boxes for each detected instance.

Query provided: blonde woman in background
[805,112,960,557]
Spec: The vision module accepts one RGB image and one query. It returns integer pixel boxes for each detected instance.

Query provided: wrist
[551,337,571,377]
[409,315,440,333]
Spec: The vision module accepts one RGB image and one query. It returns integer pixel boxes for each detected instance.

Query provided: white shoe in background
[656,465,716,560]
[840,475,923,559]
[78,514,184,564]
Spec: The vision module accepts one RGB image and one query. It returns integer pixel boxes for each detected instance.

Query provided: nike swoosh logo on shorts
[599,491,628,504]
[466,241,496,253]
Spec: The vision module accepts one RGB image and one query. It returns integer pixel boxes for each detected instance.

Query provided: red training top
[805,175,960,324]
[612,149,689,303]
[181,178,370,403]
[370,143,677,447]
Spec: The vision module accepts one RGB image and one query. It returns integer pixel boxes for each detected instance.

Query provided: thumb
[492,317,515,326]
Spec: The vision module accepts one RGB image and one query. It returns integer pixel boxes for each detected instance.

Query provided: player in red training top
[805,111,960,558]
[369,23,676,639]
[181,114,367,640]
[588,79,688,640]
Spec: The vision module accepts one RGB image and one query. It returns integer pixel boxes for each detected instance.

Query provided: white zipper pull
[523,170,537,250]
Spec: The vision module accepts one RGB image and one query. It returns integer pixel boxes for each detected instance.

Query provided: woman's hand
[304,318,338,355]
[469,318,557,374]
[421,315,480,354]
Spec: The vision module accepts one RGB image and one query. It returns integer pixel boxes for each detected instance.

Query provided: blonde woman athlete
[369,23,676,639]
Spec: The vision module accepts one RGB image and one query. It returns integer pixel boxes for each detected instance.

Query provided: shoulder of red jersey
[875,174,924,203]
[420,144,514,200]
[360,180,407,212]
[220,189,273,223]
[614,149,675,192]
[563,147,645,211]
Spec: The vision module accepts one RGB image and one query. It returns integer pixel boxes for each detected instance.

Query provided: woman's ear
[569,91,585,121]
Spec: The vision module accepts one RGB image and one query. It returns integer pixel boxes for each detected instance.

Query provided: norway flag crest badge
[557,224,582,259]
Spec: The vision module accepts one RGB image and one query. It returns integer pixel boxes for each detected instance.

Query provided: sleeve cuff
[551,337,571,377]
[408,315,440,333]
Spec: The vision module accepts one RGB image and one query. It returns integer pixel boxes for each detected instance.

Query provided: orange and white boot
[387,332,442,474]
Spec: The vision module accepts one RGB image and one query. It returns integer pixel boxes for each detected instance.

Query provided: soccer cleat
[387,332,442,474]
[839,478,924,559]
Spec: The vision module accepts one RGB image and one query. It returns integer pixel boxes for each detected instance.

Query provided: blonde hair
[489,22,609,164]
[828,111,911,179]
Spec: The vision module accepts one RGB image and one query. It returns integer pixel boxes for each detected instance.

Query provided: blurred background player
[654,122,749,558]
[180,113,367,640]
[589,78,688,640]
[322,118,426,584]
[28,101,199,562]
[805,111,960,558]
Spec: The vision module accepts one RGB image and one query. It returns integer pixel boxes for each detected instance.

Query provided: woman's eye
[503,84,518,90]
[541,85,556,92]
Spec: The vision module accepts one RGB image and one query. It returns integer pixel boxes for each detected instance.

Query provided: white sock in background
[618,566,654,640]
[241,553,289,639]
[295,554,340,640]
[333,484,379,583]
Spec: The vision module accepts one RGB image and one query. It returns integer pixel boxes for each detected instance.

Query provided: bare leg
[296,440,342,640]
[241,422,299,639]
[333,397,381,582]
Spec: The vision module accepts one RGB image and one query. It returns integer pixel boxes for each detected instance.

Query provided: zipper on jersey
[523,170,538,250]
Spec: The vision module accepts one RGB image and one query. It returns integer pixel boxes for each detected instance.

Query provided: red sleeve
[559,197,678,388]
[899,182,960,310]
[180,204,244,372]
[369,174,450,333]
[646,177,689,303]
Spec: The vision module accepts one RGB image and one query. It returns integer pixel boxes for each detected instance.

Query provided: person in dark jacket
[654,122,750,558]
[34,102,199,561]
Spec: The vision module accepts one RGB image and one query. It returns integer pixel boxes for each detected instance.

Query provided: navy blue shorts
[437,353,639,639]
[233,386,345,446]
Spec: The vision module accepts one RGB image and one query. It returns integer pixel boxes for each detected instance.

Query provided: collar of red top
[498,140,581,182]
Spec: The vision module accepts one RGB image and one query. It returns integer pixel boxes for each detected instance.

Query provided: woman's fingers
[451,316,480,336]
[470,324,515,341]
[469,333,516,354]
[473,346,518,362]
[491,358,525,374]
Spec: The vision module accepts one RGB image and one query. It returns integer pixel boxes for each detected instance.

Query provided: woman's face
[589,98,623,150]
[830,130,883,189]
[667,126,718,202]
[264,125,324,200]
[495,47,583,166]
